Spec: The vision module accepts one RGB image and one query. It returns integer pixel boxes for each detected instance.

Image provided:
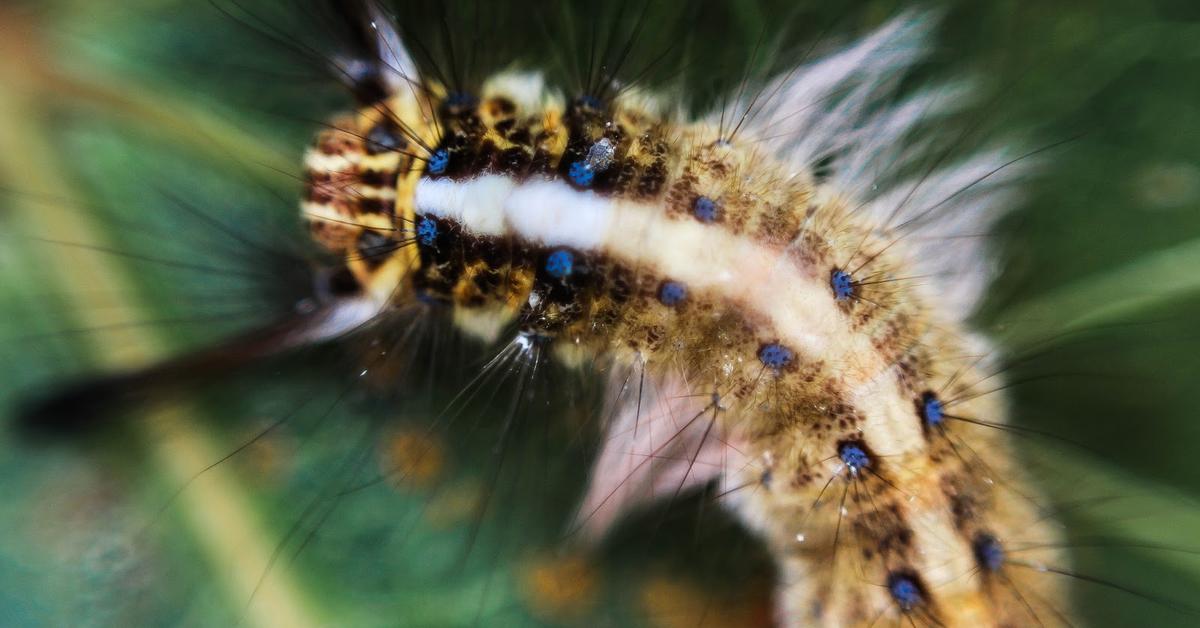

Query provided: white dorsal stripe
[416,174,926,460]
[504,179,614,249]
[414,175,513,235]
[416,175,615,248]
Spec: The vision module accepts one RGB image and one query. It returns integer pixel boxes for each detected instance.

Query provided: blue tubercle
[887,574,922,610]
[427,149,450,175]
[545,249,575,279]
[921,392,945,427]
[416,217,438,246]
[838,442,870,471]
[831,268,855,301]
[658,281,688,306]
[576,95,604,110]
[758,343,794,369]
[973,534,1005,572]
[415,290,445,305]
[445,91,476,108]
[693,196,719,223]
[569,161,595,187]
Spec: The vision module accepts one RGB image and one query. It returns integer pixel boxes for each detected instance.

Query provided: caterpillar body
[6,1,1199,627]
[294,9,1062,627]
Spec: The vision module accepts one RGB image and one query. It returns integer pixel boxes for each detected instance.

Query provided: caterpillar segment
[300,12,1068,627]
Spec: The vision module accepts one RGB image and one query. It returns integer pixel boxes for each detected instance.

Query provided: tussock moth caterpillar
[2,1,1200,626]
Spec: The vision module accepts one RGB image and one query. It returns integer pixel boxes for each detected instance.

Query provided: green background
[1,1,1199,626]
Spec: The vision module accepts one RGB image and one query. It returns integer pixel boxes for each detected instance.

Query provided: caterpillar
[293,8,1067,625]
[2,1,1199,627]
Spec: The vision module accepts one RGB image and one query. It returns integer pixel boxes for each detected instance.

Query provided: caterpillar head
[301,96,431,308]
[301,20,571,327]
[299,2,440,310]
[300,2,567,317]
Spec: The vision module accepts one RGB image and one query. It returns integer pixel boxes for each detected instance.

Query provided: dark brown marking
[356,230,395,270]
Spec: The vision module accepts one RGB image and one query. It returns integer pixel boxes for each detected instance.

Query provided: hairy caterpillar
[2,1,1200,627]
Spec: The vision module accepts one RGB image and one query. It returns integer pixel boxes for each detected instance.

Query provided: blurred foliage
[1,1,1199,626]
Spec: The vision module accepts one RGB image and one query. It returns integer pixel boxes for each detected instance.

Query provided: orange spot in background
[422,479,483,529]
[639,574,772,628]
[379,427,446,489]
[520,553,600,622]
[236,421,296,485]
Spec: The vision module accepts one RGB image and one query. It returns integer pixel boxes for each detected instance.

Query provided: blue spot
[427,149,449,175]
[973,534,1005,572]
[415,290,446,305]
[887,573,923,611]
[920,392,945,428]
[693,196,719,223]
[416,217,438,246]
[445,91,476,108]
[838,442,870,471]
[758,343,794,369]
[569,161,595,187]
[545,249,575,279]
[830,268,854,301]
[576,95,604,110]
[658,281,688,306]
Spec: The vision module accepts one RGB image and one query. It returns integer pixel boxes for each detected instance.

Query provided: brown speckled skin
[302,86,1068,627]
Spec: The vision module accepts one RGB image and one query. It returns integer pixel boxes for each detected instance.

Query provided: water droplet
[585,137,616,173]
